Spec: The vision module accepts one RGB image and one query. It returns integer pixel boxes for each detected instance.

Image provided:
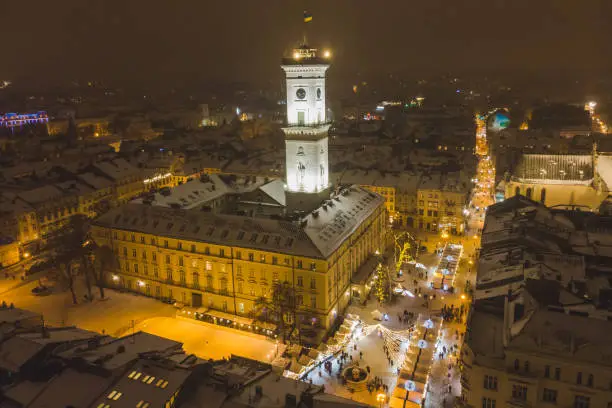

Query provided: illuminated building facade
[461,196,612,408]
[0,112,48,128]
[91,43,387,333]
[92,189,386,330]
[504,150,612,211]
[282,46,330,193]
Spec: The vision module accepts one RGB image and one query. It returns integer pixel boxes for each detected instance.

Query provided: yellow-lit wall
[362,185,396,219]
[0,240,20,268]
[416,189,467,234]
[505,181,605,211]
[91,205,387,329]
[462,343,612,408]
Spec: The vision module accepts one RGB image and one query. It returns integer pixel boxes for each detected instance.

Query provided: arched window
[526,187,532,200]
[587,374,593,387]
[540,188,546,204]
[515,186,521,196]
[514,359,519,370]
[192,272,200,289]
[577,372,582,385]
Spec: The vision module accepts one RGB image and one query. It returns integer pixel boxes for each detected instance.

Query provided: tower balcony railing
[283,121,332,128]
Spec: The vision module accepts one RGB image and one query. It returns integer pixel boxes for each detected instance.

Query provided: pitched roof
[512,154,593,184]
[93,186,384,259]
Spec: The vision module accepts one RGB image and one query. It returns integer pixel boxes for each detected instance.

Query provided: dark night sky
[1,0,610,86]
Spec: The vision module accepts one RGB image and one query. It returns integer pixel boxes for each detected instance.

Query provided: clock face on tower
[296,88,306,100]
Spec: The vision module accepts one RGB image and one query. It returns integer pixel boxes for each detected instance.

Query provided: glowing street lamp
[376,392,385,408]
[323,49,331,58]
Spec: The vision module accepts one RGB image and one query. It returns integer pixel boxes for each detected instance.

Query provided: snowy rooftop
[512,153,594,184]
[510,308,612,366]
[257,179,286,206]
[59,331,183,370]
[0,336,44,372]
[89,359,192,408]
[94,185,384,259]
[132,175,230,209]
[302,186,385,258]
[78,172,114,190]
[93,158,145,181]
[18,326,102,345]
[17,185,66,205]
[0,307,40,325]
[54,180,94,196]
[6,368,114,408]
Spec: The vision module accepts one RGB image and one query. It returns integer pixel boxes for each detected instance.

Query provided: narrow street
[422,112,496,407]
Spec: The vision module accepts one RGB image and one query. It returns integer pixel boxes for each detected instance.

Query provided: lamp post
[376,392,385,408]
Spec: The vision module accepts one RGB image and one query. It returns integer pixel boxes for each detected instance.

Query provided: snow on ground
[135,316,282,362]
[308,324,407,407]
[0,279,175,335]
[1,276,283,363]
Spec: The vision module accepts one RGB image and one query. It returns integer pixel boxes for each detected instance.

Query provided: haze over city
[0,2,611,408]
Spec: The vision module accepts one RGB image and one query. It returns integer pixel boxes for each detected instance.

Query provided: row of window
[119,276,319,310]
[117,239,318,271]
[483,393,592,407]
[513,360,597,388]
[124,262,320,293]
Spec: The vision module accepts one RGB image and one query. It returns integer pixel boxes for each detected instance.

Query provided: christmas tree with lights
[373,262,391,304]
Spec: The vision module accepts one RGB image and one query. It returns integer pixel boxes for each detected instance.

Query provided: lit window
[161,381,168,389]
[205,261,212,271]
[128,370,137,379]
[142,375,150,383]
[107,390,122,400]
[146,376,155,384]
[156,379,164,387]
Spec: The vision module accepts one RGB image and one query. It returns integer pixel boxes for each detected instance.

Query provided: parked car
[25,258,54,277]
[31,286,51,296]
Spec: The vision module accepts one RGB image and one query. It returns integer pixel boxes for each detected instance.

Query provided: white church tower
[282,45,331,193]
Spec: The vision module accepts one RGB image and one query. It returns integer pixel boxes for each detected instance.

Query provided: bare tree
[254,281,299,344]
[91,245,115,299]
[54,215,90,304]
[58,259,78,305]
[253,282,318,345]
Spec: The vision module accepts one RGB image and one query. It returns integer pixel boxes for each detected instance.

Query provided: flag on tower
[303,10,313,23]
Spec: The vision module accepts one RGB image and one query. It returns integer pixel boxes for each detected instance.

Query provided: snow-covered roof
[93,204,322,258]
[17,185,65,205]
[302,186,385,258]
[133,175,230,209]
[0,307,40,325]
[257,179,286,206]
[59,331,182,370]
[94,185,385,260]
[89,359,191,408]
[78,172,114,190]
[512,153,593,184]
[24,368,113,408]
[93,158,145,181]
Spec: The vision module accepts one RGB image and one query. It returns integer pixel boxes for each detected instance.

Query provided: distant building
[504,148,612,211]
[0,237,19,268]
[461,195,612,408]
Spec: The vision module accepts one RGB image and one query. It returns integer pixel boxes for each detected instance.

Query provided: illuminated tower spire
[281,44,332,193]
